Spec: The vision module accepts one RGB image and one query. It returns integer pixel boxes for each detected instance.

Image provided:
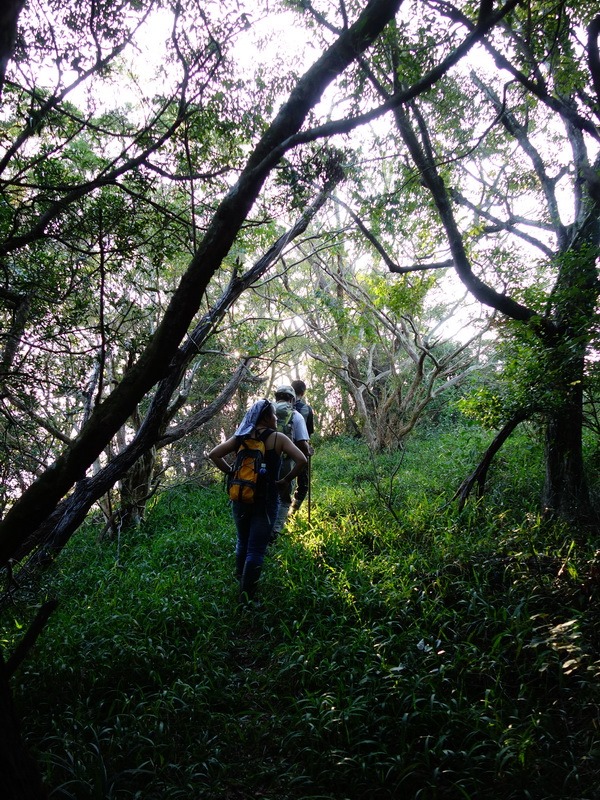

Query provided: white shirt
[291,409,309,442]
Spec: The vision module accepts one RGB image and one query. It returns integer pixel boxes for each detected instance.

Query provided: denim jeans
[231,496,278,570]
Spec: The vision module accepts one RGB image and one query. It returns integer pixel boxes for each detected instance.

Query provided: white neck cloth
[235,399,273,437]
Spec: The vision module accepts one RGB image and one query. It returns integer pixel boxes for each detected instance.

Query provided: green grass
[3,426,600,799]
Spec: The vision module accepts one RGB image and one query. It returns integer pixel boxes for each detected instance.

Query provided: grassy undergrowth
[3,426,600,799]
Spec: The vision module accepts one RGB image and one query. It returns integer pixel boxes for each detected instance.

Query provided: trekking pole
[307,455,312,525]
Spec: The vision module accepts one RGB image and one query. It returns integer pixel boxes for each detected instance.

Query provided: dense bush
[3,424,600,799]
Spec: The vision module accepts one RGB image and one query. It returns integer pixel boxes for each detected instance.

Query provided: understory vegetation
[5,424,600,800]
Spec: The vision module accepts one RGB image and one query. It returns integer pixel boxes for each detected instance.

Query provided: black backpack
[295,398,313,435]
[227,429,272,503]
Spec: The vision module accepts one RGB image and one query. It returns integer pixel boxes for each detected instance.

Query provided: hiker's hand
[276,478,292,503]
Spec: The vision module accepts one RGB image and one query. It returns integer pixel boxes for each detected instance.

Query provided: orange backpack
[227,429,273,503]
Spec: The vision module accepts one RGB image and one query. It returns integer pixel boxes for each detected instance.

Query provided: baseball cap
[275,384,296,401]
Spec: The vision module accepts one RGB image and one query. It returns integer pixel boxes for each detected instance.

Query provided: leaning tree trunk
[0,0,404,568]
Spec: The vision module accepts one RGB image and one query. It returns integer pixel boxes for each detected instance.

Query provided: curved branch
[332,194,455,273]
[0,108,191,257]
[442,4,600,142]
[393,101,546,326]
[244,0,521,177]
[470,74,566,243]
[449,188,555,258]
[452,410,531,510]
[0,31,139,176]
[0,392,72,445]
[156,362,248,447]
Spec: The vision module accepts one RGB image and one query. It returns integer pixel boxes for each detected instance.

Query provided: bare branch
[0,393,72,445]
[392,101,545,326]
[444,4,600,142]
[448,187,555,258]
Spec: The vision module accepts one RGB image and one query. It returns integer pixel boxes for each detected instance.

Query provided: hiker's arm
[208,437,237,475]
[297,439,314,457]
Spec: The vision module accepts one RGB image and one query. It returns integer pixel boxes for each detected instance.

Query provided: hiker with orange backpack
[208,399,307,604]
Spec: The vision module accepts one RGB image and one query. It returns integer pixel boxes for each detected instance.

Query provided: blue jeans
[231,496,278,572]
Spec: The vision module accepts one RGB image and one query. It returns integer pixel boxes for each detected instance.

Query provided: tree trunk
[0,0,25,95]
[453,410,529,510]
[541,190,599,521]
[542,370,593,521]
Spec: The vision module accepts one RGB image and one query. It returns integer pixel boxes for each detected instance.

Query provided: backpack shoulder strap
[244,428,275,449]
